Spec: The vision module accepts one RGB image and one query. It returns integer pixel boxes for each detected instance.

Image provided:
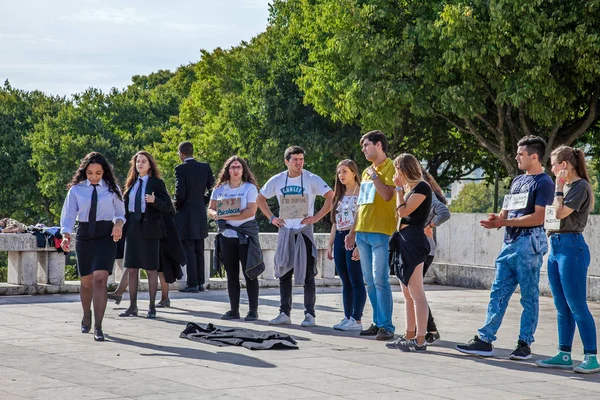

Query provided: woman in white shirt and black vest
[60,152,125,342]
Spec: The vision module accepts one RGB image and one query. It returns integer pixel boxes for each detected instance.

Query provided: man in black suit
[174,141,214,292]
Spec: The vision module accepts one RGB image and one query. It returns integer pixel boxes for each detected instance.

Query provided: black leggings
[219,236,259,313]
[424,255,437,332]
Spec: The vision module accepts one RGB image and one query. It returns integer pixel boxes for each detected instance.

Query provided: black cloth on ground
[180,322,298,350]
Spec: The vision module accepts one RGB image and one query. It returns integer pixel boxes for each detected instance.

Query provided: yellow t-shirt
[355,158,397,236]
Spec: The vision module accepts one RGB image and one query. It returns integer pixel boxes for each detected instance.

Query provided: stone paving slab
[1,285,600,399]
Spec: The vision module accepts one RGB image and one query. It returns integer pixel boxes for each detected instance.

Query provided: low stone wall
[431,213,600,301]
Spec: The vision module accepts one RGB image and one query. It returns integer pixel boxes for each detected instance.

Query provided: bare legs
[401,263,429,346]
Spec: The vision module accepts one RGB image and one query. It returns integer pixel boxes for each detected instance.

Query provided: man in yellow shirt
[345,130,397,340]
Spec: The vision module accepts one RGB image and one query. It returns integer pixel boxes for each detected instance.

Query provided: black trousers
[219,236,259,313]
[279,234,316,317]
[183,239,205,287]
[424,255,437,332]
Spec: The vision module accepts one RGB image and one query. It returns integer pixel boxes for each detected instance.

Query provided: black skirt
[75,221,117,277]
[389,225,430,286]
[124,215,160,271]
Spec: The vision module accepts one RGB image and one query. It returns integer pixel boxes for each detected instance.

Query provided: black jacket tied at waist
[213,220,265,280]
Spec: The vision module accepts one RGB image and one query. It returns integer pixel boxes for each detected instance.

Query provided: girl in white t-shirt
[208,156,261,321]
[327,159,366,332]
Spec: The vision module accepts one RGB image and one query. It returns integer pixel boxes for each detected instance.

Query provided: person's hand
[327,246,334,261]
[112,224,123,242]
[271,217,285,228]
[300,216,319,225]
[351,247,360,261]
[366,166,376,178]
[393,172,404,188]
[425,225,434,239]
[344,232,356,250]
[61,235,70,252]
[145,192,155,204]
[480,214,503,229]
[556,169,567,191]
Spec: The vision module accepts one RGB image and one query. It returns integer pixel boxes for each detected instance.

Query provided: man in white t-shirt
[257,146,334,327]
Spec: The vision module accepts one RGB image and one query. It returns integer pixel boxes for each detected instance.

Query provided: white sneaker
[333,317,349,330]
[268,312,292,325]
[339,317,363,331]
[300,313,316,327]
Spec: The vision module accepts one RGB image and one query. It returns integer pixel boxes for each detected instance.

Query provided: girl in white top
[208,156,261,321]
[327,159,366,332]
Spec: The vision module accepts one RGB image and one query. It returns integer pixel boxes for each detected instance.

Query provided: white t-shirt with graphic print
[211,182,258,238]
[260,170,332,230]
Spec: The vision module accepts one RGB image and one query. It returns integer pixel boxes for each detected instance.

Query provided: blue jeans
[356,231,394,332]
[478,227,547,345]
[334,230,367,321]
[547,233,597,354]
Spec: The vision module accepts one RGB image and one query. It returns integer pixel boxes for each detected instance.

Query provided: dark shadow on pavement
[108,335,277,368]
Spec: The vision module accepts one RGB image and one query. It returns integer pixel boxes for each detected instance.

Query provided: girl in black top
[387,153,432,352]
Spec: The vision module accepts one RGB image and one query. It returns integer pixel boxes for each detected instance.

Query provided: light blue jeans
[478,227,547,345]
[548,233,597,354]
[356,232,394,332]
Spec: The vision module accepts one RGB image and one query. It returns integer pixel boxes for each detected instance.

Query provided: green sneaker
[574,355,600,374]
[535,351,573,370]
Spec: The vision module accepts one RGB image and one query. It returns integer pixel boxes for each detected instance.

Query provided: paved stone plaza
[1,285,600,399]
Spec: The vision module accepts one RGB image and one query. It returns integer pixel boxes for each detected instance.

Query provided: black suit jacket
[124,176,172,239]
[174,159,214,240]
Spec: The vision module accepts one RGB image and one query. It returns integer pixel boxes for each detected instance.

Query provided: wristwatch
[395,186,404,192]
[370,172,378,180]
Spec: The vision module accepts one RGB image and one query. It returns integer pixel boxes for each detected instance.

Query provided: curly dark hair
[214,156,258,188]
[67,152,123,200]
[124,151,161,193]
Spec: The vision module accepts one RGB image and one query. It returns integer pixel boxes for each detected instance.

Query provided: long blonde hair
[393,153,423,186]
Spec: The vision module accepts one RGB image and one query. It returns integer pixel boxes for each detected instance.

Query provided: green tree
[450,180,509,213]
[282,0,600,176]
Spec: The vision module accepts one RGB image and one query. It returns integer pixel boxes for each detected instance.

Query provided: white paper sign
[279,195,309,219]
[357,181,376,205]
[502,192,529,211]
[216,197,241,217]
[544,206,561,231]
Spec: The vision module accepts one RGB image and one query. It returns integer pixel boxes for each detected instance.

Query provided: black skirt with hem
[123,215,160,271]
[75,221,117,277]
[389,225,430,286]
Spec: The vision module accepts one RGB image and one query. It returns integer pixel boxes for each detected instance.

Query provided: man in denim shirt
[456,136,554,360]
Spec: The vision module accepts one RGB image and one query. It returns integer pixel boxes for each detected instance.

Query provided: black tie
[89,184,99,236]
[134,179,143,221]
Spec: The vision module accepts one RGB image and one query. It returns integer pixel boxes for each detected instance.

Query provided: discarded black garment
[180,322,298,350]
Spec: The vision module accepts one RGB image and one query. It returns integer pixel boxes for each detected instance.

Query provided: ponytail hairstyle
[330,159,361,224]
[550,145,594,209]
[421,167,447,204]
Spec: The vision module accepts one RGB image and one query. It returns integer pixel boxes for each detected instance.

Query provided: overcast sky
[0,0,271,96]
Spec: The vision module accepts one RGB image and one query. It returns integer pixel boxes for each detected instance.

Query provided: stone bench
[0,233,68,294]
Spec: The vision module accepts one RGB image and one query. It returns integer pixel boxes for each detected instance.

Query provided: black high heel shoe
[119,307,138,317]
[93,327,105,341]
[147,308,157,319]
[81,312,92,333]
[107,292,122,305]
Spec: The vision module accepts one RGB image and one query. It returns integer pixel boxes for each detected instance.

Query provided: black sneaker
[509,340,532,360]
[244,311,259,321]
[220,311,241,320]
[425,331,441,345]
[360,324,379,336]
[396,338,427,352]
[375,328,395,341]
[456,336,493,357]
